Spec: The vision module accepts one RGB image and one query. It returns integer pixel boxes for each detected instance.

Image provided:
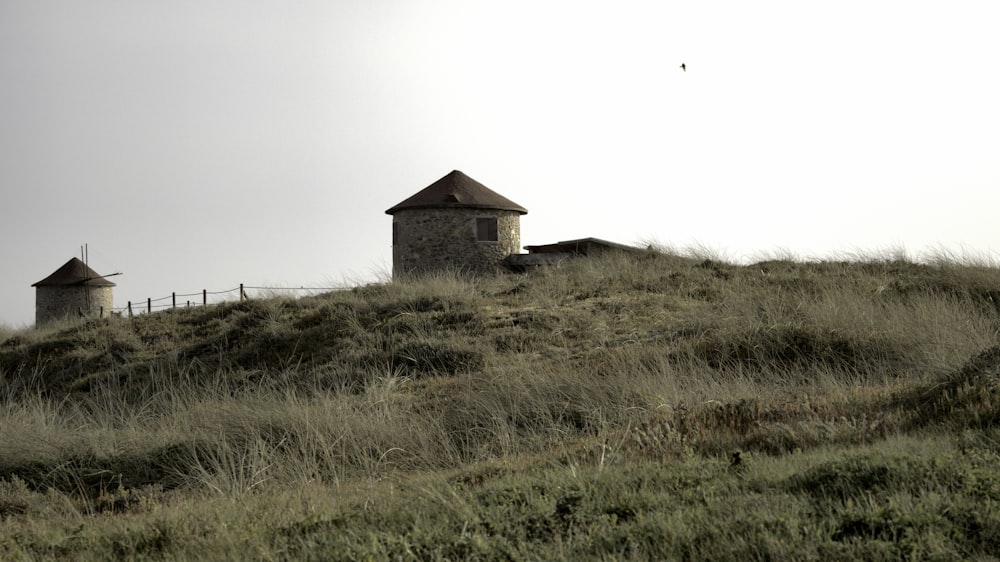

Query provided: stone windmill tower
[385,170,528,277]
[31,257,116,325]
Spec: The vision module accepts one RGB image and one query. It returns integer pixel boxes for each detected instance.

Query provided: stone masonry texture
[35,286,114,325]
[392,208,521,277]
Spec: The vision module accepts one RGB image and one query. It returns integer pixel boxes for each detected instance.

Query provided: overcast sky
[2,1,998,327]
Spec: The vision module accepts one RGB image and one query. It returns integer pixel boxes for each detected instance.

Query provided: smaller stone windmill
[32,257,116,325]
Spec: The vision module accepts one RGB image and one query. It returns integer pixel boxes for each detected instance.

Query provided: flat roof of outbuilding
[523,238,645,255]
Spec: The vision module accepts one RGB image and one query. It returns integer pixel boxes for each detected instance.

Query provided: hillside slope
[2,251,1000,560]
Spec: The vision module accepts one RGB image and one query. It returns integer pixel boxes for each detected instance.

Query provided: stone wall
[392,208,521,277]
[35,286,114,325]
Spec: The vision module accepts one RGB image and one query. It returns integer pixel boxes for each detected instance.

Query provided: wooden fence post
[172,292,176,309]
[240,283,245,301]
[147,298,152,314]
[203,289,207,306]
[127,301,133,318]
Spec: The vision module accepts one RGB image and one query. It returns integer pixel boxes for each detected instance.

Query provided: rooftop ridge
[32,257,117,287]
[385,170,527,215]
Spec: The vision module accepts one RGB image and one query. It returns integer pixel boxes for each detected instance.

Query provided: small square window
[476,217,498,242]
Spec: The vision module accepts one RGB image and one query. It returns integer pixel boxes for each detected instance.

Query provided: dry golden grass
[1,249,999,559]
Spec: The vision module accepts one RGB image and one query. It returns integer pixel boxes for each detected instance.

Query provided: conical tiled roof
[385,170,527,215]
[32,258,116,287]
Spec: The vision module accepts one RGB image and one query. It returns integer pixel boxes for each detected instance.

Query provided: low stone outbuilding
[386,170,527,277]
[506,238,647,271]
[31,258,115,325]
[523,237,645,257]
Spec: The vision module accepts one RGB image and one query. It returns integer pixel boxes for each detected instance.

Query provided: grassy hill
[2,250,1000,560]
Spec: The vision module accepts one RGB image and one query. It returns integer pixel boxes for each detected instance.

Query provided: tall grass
[2,250,999,559]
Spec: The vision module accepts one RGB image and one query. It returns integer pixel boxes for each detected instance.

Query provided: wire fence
[106,284,349,318]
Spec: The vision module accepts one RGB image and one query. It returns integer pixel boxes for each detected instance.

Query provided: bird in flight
[680,63,686,72]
